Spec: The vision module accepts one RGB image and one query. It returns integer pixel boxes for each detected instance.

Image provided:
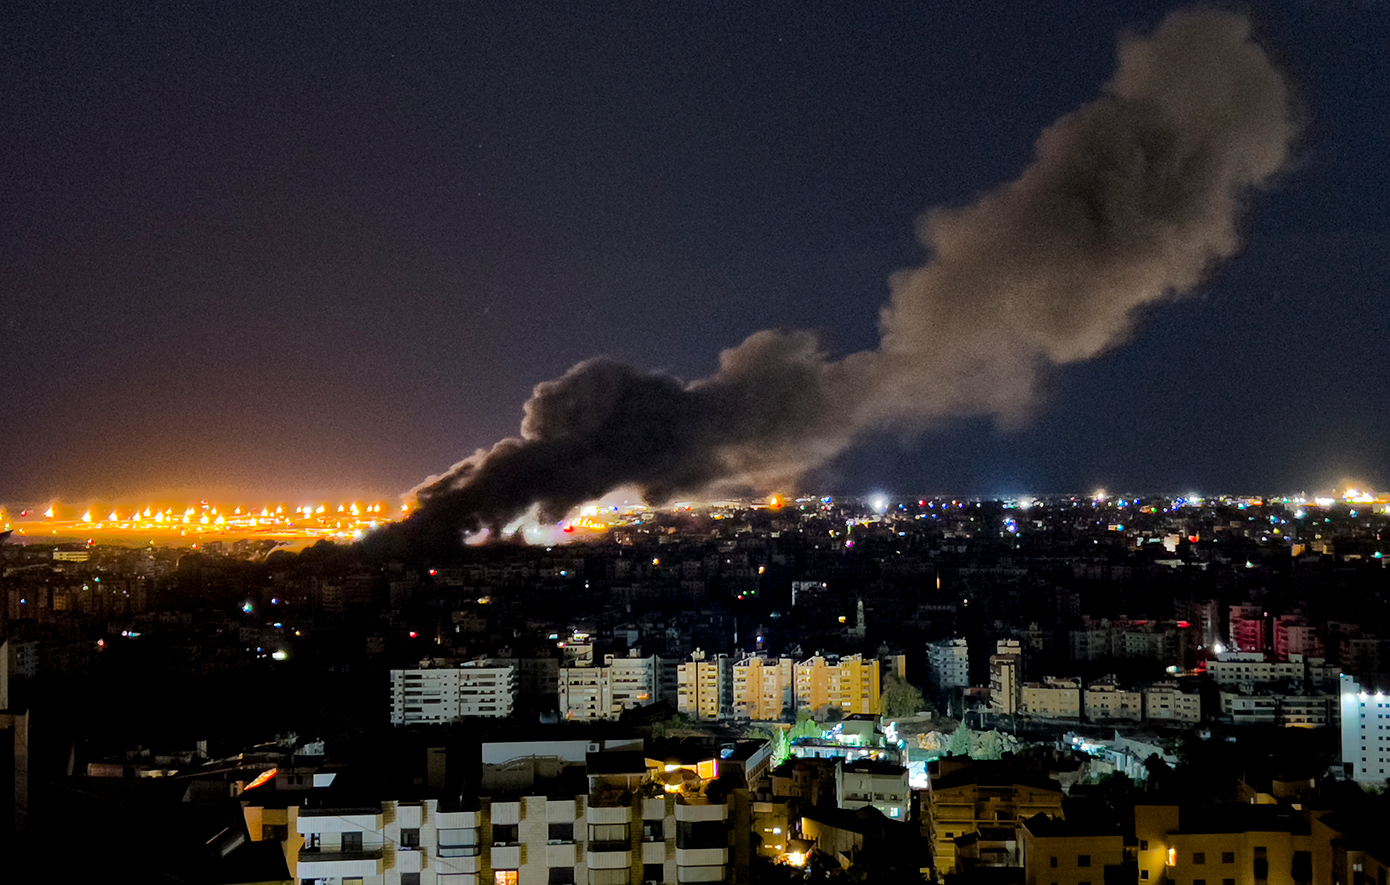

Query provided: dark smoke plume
[406,8,1297,543]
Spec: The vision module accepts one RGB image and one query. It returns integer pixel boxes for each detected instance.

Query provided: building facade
[390,661,518,725]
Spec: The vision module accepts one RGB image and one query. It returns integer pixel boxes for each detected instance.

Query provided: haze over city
[4,2,1387,511]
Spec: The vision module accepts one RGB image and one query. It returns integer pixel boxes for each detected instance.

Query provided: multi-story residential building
[1142,682,1202,723]
[989,641,1022,716]
[926,639,970,690]
[1229,604,1266,653]
[1219,690,1336,727]
[1022,677,1081,720]
[390,660,517,725]
[794,654,880,716]
[1068,621,1114,662]
[676,650,730,721]
[1207,652,1337,693]
[1340,675,1390,783]
[1020,815,1129,885]
[927,758,1064,876]
[247,737,756,885]
[835,759,910,821]
[1174,597,1221,649]
[1134,804,1315,885]
[731,655,794,721]
[1084,678,1144,722]
[1272,613,1324,661]
[559,652,660,722]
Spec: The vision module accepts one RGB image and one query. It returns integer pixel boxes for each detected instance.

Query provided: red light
[1189,535,1199,543]
[409,631,418,638]
[429,569,437,576]
[1176,620,1190,628]
[563,525,575,533]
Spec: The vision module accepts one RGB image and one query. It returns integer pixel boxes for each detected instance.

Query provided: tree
[971,729,1005,760]
[880,674,926,718]
[770,727,792,768]
[947,724,973,756]
[791,711,824,741]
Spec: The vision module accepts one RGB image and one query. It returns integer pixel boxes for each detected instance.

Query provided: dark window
[1194,853,1206,865]
[493,824,519,846]
[677,820,725,851]
[1293,851,1313,885]
[262,824,288,842]
[1141,873,1150,881]
[1222,853,1235,864]
[548,822,574,844]
[1194,880,1206,885]
[644,820,665,842]
[644,863,664,884]
[401,828,420,848]
[1140,840,1148,850]
[1051,857,1058,868]
[341,832,363,852]
[548,869,575,885]
[1224,880,1235,885]
[1078,855,1091,868]
[402,875,421,885]
[1254,846,1269,881]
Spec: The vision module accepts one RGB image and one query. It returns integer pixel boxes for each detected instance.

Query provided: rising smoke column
[406,7,1298,543]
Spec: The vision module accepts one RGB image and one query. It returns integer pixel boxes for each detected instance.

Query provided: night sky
[4,1,1387,505]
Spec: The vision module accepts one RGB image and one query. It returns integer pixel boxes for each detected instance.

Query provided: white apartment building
[390,661,517,725]
[247,739,742,885]
[1341,675,1390,783]
[836,760,910,821]
[926,638,970,690]
[559,652,659,722]
[1207,652,1337,693]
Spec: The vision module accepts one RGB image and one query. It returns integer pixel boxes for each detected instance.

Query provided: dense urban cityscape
[2,490,1388,880]
[6,0,1388,880]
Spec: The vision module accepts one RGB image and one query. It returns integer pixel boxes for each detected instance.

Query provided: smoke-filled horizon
[406,7,1298,544]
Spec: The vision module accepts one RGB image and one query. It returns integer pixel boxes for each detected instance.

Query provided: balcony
[296,808,383,833]
[676,847,729,867]
[588,804,632,824]
[587,847,633,869]
[296,848,384,879]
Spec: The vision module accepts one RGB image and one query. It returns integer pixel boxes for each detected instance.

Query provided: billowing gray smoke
[407,7,1297,542]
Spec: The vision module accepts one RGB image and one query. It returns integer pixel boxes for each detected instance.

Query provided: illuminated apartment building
[731,655,794,721]
[390,660,517,725]
[676,650,731,721]
[794,654,881,716]
[927,758,1064,876]
[1341,674,1390,783]
[559,652,659,722]
[245,738,763,885]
